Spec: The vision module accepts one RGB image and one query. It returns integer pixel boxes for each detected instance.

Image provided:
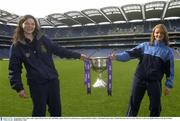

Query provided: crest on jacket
[25,53,30,58]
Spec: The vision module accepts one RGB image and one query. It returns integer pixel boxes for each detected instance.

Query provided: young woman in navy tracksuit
[8,15,87,116]
[111,24,174,116]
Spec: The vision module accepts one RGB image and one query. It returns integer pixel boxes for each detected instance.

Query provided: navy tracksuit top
[116,41,174,88]
[8,34,81,92]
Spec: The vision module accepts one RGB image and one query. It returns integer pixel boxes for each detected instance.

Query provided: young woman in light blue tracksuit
[111,24,174,116]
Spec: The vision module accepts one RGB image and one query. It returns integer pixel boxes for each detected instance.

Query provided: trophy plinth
[90,57,108,88]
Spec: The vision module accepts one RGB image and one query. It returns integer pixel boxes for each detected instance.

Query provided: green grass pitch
[0,59,180,117]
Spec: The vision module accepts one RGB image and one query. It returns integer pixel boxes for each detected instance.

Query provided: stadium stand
[0,0,180,58]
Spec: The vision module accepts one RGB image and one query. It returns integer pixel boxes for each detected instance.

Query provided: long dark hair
[150,24,169,46]
[12,15,39,43]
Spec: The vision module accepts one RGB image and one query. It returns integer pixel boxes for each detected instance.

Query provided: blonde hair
[150,24,169,46]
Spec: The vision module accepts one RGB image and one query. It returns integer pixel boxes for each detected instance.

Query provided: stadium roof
[0,0,180,28]
[144,1,167,20]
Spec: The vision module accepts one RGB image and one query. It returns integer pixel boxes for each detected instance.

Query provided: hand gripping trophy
[84,56,112,96]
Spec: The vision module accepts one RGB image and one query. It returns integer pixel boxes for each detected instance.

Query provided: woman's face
[22,18,35,35]
[154,27,164,41]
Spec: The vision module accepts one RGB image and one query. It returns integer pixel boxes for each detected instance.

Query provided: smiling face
[150,24,169,46]
[22,18,36,35]
[12,15,39,43]
[153,27,165,41]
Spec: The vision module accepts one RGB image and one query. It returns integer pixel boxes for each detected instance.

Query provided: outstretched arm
[110,52,131,61]
[42,36,83,59]
[110,43,145,61]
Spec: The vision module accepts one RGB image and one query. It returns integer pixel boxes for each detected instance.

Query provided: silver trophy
[90,57,108,88]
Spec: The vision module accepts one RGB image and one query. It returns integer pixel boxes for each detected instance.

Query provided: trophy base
[93,78,106,88]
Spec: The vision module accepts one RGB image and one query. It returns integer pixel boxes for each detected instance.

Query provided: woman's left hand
[110,53,116,60]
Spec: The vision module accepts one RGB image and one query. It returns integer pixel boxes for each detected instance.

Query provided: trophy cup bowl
[90,57,108,88]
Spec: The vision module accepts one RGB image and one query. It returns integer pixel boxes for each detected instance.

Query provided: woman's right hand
[18,89,28,98]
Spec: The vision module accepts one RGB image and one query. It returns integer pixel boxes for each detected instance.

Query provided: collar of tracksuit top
[17,32,42,45]
[153,40,165,47]
[145,40,170,62]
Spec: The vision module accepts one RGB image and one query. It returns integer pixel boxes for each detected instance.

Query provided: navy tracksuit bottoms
[126,76,162,117]
[29,78,61,116]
